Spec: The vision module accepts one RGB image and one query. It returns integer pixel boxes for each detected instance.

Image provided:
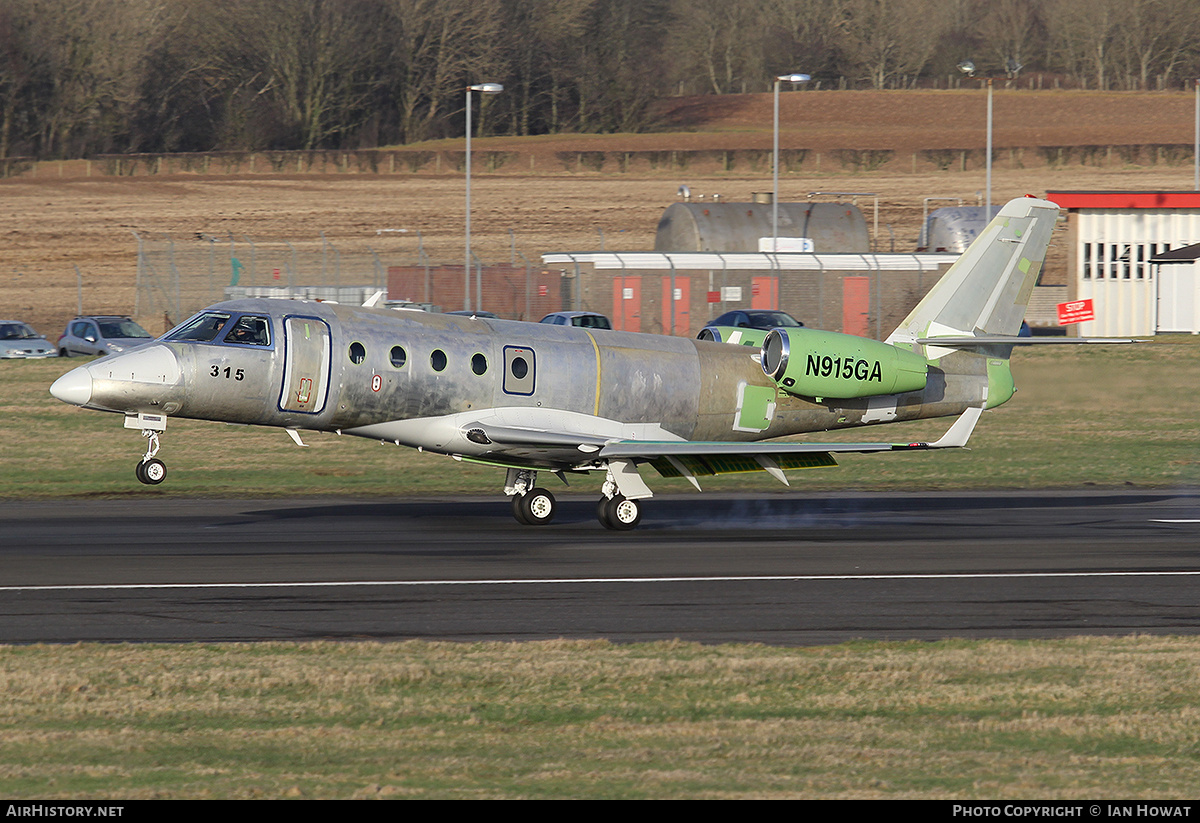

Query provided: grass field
[2,637,1199,799]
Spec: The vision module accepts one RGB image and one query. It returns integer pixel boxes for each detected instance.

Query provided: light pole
[465,82,503,311]
[957,61,992,216]
[986,77,993,215]
[773,73,810,250]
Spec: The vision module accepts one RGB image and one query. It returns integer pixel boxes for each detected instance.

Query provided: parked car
[697,309,804,344]
[538,311,612,330]
[0,320,57,358]
[57,315,154,357]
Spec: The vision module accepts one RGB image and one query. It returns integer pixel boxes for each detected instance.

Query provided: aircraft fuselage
[57,298,986,472]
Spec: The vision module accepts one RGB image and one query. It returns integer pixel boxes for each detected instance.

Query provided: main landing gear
[134,429,167,485]
[597,494,641,530]
[504,467,644,529]
[505,468,557,525]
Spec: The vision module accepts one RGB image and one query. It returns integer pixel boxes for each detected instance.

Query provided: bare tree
[498,0,593,135]
[837,0,948,89]
[974,0,1046,80]
[760,0,846,85]
[667,0,766,95]
[1045,0,1120,89]
[380,0,502,144]
[1110,0,1200,90]
[18,0,166,157]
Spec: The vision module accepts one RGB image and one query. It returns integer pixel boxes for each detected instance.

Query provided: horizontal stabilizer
[918,335,1138,347]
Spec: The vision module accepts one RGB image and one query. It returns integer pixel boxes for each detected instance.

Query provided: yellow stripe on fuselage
[583,330,602,416]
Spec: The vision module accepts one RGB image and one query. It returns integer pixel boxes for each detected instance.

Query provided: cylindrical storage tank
[918,206,1001,252]
[655,202,869,253]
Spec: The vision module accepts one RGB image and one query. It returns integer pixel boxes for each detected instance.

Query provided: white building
[1049,191,1200,335]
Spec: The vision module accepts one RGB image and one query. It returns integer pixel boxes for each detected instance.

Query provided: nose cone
[50,344,181,412]
[50,366,93,406]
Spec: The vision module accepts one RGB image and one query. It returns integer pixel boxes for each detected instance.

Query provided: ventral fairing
[50,197,1129,529]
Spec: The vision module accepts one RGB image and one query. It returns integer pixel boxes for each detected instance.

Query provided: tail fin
[887,197,1060,346]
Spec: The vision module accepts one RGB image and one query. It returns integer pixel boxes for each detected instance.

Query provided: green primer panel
[986,357,1015,409]
[737,384,777,431]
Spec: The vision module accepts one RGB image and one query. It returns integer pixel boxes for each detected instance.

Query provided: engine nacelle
[761,327,929,399]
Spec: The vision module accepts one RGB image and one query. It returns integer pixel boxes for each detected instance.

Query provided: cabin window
[503,346,535,395]
[471,353,487,375]
[431,349,447,372]
[348,342,366,365]
[389,345,407,368]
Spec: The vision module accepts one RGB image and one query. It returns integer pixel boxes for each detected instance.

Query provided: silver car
[538,311,612,330]
[57,316,154,357]
[0,320,57,358]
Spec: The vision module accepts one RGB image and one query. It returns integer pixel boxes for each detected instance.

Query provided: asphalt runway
[2,490,1199,645]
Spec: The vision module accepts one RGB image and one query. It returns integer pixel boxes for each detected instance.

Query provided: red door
[612,276,641,332]
[751,276,778,310]
[843,276,871,337]
[661,277,690,336]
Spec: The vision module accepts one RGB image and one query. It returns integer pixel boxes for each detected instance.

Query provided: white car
[0,320,57,358]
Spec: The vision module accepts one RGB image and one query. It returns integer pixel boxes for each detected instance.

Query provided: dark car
[697,309,804,343]
[57,315,154,357]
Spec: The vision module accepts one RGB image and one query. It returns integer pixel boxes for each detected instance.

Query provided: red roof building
[1045,191,1200,335]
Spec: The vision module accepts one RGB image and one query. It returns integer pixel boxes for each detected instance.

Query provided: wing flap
[650,451,838,479]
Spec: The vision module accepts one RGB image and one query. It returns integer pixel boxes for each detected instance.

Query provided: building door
[843,277,871,337]
[751,276,778,310]
[661,277,690,336]
[613,276,641,332]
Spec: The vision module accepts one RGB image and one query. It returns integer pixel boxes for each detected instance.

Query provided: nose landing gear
[134,429,167,485]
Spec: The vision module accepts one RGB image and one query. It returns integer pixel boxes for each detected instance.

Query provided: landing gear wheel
[517,488,556,525]
[136,458,166,485]
[598,495,641,530]
[511,493,532,525]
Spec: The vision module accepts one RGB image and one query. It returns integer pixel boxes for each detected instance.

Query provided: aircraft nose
[50,366,93,406]
[50,344,181,412]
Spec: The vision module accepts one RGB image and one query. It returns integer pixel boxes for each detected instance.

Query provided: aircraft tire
[598,495,641,530]
[511,493,532,525]
[519,488,556,525]
[138,458,166,485]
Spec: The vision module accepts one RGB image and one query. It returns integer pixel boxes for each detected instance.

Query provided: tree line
[2,0,1199,159]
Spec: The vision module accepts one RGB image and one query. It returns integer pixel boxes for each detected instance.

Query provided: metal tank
[918,206,1001,253]
[654,200,870,253]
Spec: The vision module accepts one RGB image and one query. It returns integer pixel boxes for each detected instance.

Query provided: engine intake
[761,327,928,399]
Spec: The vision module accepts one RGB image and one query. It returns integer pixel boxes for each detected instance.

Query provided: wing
[465,407,983,490]
[600,407,981,487]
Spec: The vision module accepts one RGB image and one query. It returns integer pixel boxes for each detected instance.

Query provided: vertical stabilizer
[886,197,1060,346]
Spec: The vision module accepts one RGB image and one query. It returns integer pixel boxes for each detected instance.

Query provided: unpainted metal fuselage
[69,297,986,471]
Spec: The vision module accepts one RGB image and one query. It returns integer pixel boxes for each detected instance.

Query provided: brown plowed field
[4,90,1197,335]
